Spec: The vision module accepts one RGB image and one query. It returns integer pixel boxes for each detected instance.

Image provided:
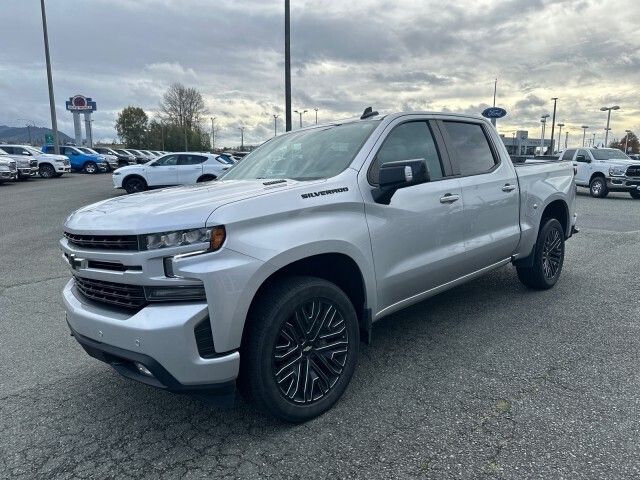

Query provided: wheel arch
[242,252,370,348]
[540,199,569,237]
[589,171,606,183]
[122,173,147,186]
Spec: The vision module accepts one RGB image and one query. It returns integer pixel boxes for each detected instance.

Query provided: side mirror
[576,155,589,163]
[372,158,430,205]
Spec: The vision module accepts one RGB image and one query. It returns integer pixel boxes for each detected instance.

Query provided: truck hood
[603,159,640,167]
[64,179,305,234]
[38,153,68,161]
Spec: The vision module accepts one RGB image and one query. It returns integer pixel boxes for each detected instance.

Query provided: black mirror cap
[373,158,430,204]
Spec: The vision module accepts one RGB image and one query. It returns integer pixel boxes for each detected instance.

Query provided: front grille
[64,232,139,251]
[626,165,640,177]
[194,319,216,358]
[73,275,147,310]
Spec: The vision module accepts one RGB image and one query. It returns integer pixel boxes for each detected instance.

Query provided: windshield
[0,148,7,155]
[78,148,94,154]
[216,155,235,165]
[25,146,42,155]
[591,149,629,160]
[222,121,379,181]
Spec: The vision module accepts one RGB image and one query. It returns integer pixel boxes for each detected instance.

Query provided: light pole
[581,125,589,147]
[600,105,620,146]
[40,0,60,154]
[210,117,216,150]
[294,109,307,128]
[557,123,564,152]
[565,131,569,149]
[273,115,278,136]
[314,107,318,125]
[550,97,558,153]
[239,127,245,150]
[540,114,550,154]
[624,129,631,153]
[284,0,292,132]
[511,131,516,155]
[592,132,596,147]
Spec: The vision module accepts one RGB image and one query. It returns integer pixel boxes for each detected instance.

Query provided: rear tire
[123,176,147,194]
[39,164,56,178]
[83,161,98,174]
[589,176,608,198]
[516,218,565,290]
[629,189,640,199]
[240,276,359,422]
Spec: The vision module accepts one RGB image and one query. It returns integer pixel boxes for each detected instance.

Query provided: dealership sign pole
[65,95,97,147]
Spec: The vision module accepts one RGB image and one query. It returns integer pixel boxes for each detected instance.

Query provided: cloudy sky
[0,0,638,147]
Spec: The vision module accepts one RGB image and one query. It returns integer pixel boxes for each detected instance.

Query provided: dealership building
[499,130,552,156]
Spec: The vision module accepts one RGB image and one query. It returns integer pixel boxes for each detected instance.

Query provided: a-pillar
[73,112,82,145]
[84,112,93,147]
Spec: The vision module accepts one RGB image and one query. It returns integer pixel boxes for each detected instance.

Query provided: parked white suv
[560,147,640,198]
[0,144,71,178]
[112,152,233,193]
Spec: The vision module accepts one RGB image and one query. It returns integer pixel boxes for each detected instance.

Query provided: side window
[441,122,497,176]
[153,155,178,166]
[177,155,207,166]
[369,121,443,184]
[561,149,576,161]
[2,147,14,154]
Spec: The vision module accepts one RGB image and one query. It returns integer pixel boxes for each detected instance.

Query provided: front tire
[589,176,608,198]
[123,176,147,194]
[516,218,565,290]
[629,189,640,199]
[240,276,359,422]
[39,164,56,178]
[83,161,98,174]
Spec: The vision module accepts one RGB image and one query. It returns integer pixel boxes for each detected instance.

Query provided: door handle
[439,193,460,203]
[502,184,516,192]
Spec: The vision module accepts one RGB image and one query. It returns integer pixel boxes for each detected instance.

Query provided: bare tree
[159,83,206,130]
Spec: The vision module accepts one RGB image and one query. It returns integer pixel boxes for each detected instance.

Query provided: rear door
[439,120,520,271]
[176,154,207,184]
[362,118,468,312]
[573,149,591,185]
[145,154,178,186]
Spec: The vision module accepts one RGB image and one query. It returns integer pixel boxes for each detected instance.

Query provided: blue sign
[482,107,507,119]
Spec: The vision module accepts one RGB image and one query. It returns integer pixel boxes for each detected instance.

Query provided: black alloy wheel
[273,298,350,404]
[124,177,147,194]
[240,276,359,422]
[540,227,563,281]
[39,164,56,178]
[516,218,565,290]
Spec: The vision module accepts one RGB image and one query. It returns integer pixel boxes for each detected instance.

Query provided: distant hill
[0,125,73,146]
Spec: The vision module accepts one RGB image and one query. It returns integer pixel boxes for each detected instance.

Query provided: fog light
[134,362,153,377]
[144,285,206,301]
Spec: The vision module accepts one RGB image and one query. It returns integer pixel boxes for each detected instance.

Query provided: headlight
[143,226,225,251]
[609,165,627,177]
[54,159,65,163]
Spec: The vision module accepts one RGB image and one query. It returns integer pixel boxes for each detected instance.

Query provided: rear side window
[441,121,497,176]
[2,147,14,154]
[177,155,207,166]
[561,149,576,160]
[369,121,443,184]
[153,155,178,166]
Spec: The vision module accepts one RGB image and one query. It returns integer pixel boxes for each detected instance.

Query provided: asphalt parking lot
[1,174,639,479]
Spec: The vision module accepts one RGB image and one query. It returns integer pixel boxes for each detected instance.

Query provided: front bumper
[17,167,35,177]
[98,163,109,172]
[0,171,17,180]
[112,174,123,188]
[606,176,640,192]
[55,162,71,173]
[63,279,240,388]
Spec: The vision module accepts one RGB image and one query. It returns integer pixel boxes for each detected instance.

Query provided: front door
[362,119,467,313]
[439,120,521,271]
[146,154,178,186]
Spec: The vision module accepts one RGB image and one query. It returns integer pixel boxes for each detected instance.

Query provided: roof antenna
[360,106,379,119]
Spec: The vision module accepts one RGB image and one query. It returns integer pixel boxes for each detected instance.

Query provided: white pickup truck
[112,152,234,193]
[62,110,577,421]
[560,147,640,198]
[0,144,71,178]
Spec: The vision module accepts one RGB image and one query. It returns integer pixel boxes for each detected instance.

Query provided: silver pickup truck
[62,110,577,421]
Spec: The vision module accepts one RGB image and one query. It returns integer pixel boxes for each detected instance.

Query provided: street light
[550,97,558,153]
[294,109,307,128]
[592,132,596,147]
[600,105,620,146]
[314,107,319,125]
[540,114,550,154]
[273,114,279,136]
[581,125,589,147]
[284,0,292,132]
[210,117,216,150]
[40,0,60,154]
[239,126,245,150]
[511,131,516,155]
[557,123,565,152]
[624,129,631,153]
[565,131,569,149]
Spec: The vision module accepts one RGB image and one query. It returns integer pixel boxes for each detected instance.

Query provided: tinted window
[442,122,497,176]
[591,149,629,160]
[153,155,178,166]
[369,122,442,184]
[561,149,576,160]
[178,154,207,166]
[2,147,14,154]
